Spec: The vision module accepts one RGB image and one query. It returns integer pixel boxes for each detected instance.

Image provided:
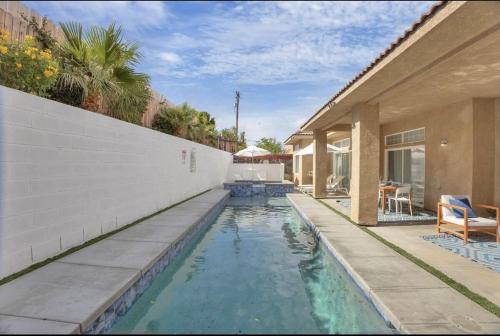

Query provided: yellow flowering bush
[0,30,58,96]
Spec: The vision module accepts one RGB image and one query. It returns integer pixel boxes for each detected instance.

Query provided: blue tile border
[85,193,230,334]
[286,195,397,332]
[224,182,294,197]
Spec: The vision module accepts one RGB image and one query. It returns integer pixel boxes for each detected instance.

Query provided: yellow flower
[24,50,32,56]
[43,69,54,77]
[36,76,41,80]
[0,45,7,54]
[25,35,33,42]
[39,51,52,59]
[16,63,22,69]
[31,55,36,60]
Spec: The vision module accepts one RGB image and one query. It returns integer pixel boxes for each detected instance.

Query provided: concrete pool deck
[287,193,500,334]
[0,189,230,334]
[367,224,500,307]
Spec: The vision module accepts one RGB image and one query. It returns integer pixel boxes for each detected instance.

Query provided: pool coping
[287,193,500,334]
[0,189,230,334]
[286,195,397,332]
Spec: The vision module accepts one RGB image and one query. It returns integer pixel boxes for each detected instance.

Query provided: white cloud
[161,1,434,84]
[24,1,169,31]
[158,52,182,64]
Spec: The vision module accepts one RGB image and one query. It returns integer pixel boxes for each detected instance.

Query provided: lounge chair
[437,195,499,244]
[298,175,347,195]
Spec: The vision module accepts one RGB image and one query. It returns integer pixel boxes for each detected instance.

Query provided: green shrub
[0,31,58,96]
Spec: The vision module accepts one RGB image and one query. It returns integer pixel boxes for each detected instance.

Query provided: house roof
[300,0,449,130]
[283,131,313,145]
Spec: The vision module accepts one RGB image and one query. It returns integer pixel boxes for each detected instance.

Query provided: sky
[25,1,435,144]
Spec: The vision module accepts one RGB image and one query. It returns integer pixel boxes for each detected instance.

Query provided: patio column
[313,129,328,198]
[351,103,379,225]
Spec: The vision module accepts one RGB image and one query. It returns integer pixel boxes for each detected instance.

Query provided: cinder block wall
[0,85,232,278]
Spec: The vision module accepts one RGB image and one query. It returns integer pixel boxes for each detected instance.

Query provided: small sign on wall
[190,148,196,172]
[181,150,187,164]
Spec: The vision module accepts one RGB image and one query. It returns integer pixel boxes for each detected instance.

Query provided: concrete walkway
[288,193,500,334]
[0,189,230,334]
[368,224,500,307]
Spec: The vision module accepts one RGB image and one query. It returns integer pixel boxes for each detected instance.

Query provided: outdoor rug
[422,234,500,272]
[333,198,437,223]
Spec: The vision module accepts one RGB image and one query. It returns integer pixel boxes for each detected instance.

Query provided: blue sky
[25,1,434,144]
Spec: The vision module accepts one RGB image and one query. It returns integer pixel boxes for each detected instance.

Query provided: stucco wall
[0,86,232,278]
[381,98,499,211]
[381,99,475,210]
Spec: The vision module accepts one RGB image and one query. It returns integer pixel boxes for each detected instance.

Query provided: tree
[255,137,284,154]
[219,127,246,150]
[152,103,195,138]
[55,22,150,114]
[195,111,217,146]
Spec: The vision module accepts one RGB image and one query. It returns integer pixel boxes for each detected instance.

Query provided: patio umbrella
[234,145,271,180]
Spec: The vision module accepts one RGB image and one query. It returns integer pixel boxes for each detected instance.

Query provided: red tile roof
[301,0,449,129]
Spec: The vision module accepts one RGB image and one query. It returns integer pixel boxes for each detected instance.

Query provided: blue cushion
[449,198,477,218]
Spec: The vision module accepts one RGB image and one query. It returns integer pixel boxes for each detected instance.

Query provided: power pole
[235,91,240,148]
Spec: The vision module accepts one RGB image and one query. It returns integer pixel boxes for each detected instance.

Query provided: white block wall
[228,163,284,181]
[0,86,232,278]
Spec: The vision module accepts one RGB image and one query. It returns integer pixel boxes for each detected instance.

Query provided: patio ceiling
[302,1,500,131]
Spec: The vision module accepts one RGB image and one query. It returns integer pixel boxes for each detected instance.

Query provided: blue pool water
[108,197,394,334]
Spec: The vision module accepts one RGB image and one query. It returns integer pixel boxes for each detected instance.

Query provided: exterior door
[385,146,425,207]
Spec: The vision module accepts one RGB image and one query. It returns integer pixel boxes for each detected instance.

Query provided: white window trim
[385,127,425,146]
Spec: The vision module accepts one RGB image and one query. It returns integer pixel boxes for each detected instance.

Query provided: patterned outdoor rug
[333,198,437,223]
[422,234,500,273]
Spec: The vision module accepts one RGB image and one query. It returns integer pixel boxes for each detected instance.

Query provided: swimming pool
[108,197,394,334]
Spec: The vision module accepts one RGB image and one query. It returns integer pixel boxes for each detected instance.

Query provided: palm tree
[56,22,149,113]
[195,111,217,145]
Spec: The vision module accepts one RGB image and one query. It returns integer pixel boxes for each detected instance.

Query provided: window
[333,138,351,150]
[294,155,300,173]
[385,128,424,146]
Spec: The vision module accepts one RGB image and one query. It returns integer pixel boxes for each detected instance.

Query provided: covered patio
[298,1,500,228]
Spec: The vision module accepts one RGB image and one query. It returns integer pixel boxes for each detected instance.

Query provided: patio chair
[326,175,348,194]
[437,195,499,244]
[387,185,413,216]
[298,175,347,195]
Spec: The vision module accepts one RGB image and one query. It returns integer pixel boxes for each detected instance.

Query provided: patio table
[380,185,398,214]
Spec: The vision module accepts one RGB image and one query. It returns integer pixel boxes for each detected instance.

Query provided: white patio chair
[437,195,499,244]
[387,185,413,216]
[326,175,347,194]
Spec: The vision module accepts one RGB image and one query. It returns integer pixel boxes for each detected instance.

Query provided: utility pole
[234,90,240,148]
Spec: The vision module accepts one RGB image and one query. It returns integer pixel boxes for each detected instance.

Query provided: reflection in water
[109,197,393,334]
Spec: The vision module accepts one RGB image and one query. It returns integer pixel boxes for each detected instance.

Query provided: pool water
[108,197,394,334]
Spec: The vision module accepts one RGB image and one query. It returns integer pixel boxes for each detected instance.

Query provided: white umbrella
[295,143,346,156]
[234,145,271,160]
[234,145,271,180]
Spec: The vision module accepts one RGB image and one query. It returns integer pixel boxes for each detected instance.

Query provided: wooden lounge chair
[437,195,499,244]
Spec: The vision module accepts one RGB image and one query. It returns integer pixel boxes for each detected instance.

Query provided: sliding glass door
[334,152,351,190]
[385,146,425,206]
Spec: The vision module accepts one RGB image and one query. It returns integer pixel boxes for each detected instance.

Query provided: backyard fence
[0,1,62,42]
